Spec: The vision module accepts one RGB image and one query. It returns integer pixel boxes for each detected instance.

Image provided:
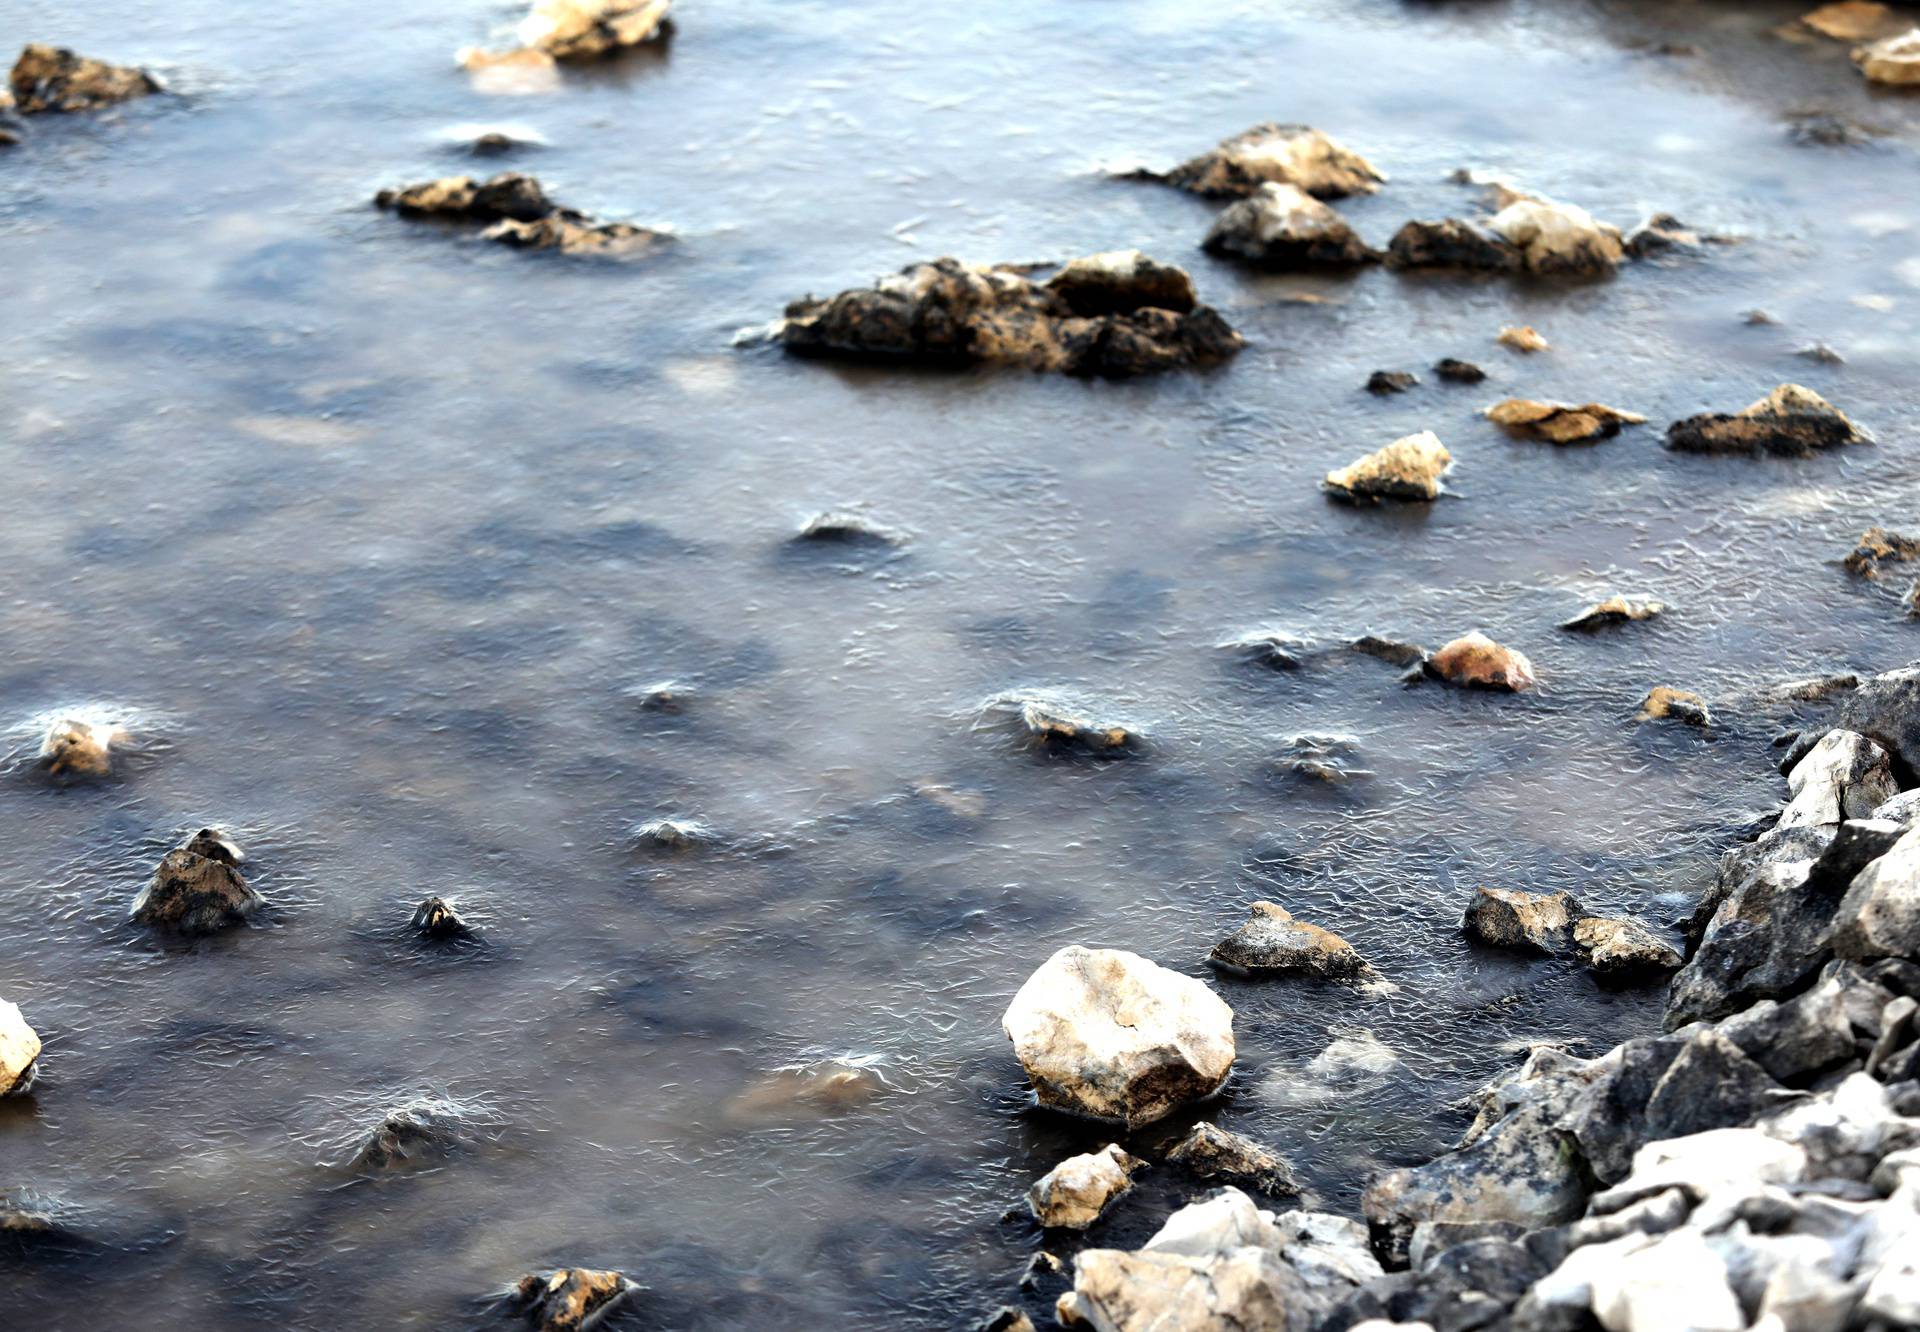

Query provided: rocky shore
[983,662,1920,1332]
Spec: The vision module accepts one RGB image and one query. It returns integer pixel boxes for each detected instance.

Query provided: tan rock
[1487,196,1625,275]
[1637,687,1710,726]
[37,716,126,779]
[1003,945,1235,1127]
[9,44,159,114]
[1463,887,1584,955]
[1202,183,1378,270]
[457,45,563,95]
[1486,398,1646,444]
[0,999,41,1097]
[1165,1123,1300,1196]
[1856,26,1920,82]
[1209,901,1372,980]
[1560,596,1665,631]
[1572,918,1683,975]
[512,1268,634,1332]
[1428,632,1535,691]
[1324,431,1451,502]
[1027,1143,1144,1229]
[723,1059,886,1125]
[1157,122,1385,199]
[518,0,672,60]
[1800,2,1904,40]
[1496,325,1550,353]
[1846,527,1920,579]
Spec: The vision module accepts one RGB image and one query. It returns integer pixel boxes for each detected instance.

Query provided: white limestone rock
[1028,1144,1145,1230]
[0,998,41,1096]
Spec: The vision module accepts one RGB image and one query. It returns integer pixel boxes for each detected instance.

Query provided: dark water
[2,0,1918,1326]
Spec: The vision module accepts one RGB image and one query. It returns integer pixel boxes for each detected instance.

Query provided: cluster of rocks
[373,172,667,256]
[983,662,1920,1332]
[778,252,1244,379]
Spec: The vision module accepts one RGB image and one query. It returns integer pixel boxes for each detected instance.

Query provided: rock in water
[1665,383,1866,456]
[1856,27,1920,84]
[779,253,1242,379]
[1572,918,1683,975]
[1002,945,1235,1127]
[1487,195,1626,275]
[1846,527,1920,580]
[411,896,474,939]
[1217,629,1310,670]
[517,0,672,60]
[1365,370,1417,395]
[1201,183,1378,269]
[1165,1122,1301,1195]
[974,1309,1035,1332]
[721,1059,886,1125]
[1027,1143,1144,1230]
[354,1095,476,1169]
[0,999,41,1097]
[1385,219,1523,271]
[1324,431,1452,502]
[1799,2,1905,41]
[1638,687,1711,726]
[1463,887,1585,955]
[1486,398,1646,444]
[9,44,159,114]
[1426,632,1536,691]
[1209,901,1373,980]
[1560,595,1665,631]
[1434,358,1486,384]
[1497,324,1549,353]
[36,716,124,779]
[1152,123,1385,199]
[982,692,1135,755]
[512,1268,634,1332]
[131,839,263,934]
[374,173,665,257]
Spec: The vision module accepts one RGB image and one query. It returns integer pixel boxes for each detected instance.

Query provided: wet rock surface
[1425,632,1535,692]
[1855,26,1920,84]
[1365,370,1417,395]
[1324,431,1452,503]
[779,253,1242,378]
[1385,219,1522,272]
[1146,123,1385,199]
[1,998,41,1097]
[1165,1124,1301,1197]
[1462,887,1584,955]
[36,716,124,779]
[1202,183,1379,270]
[1496,324,1549,353]
[9,45,159,114]
[1486,397,1647,444]
[1028,1143,1144,1230]
[1487,194,1626,275]
[1666,382,1867,456]
[1561,595,1665,631]
[1846,527,1920,581]
[721,1059,887,1126]
[1217,629,1310,671]
[353,1095,480,1169]
[1210,900,1373,980]
[374,173,665,256]
[130,835,264,934]
[981,692,1136,756]
[462,0,672,73]
[1003,945,1235,1127]
[1638,685,1712,725]
[511,1267,634,1332]
[410,895,474,940]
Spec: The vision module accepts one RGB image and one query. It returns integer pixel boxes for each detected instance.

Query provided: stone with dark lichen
[779,253,1241,379]
[1386,219,1523,272]
[1325,432,1452,503]
[9,44,159,114]
[131,838,263,934]
[411,896,474,939]
[1166,1122,1301,1196]
[511,1268,634,1332]
[1210,900,1373,980]
[1366,370,1417,395]
[1665,383,1865,456]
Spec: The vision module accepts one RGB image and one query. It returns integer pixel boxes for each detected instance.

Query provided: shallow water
[2,0,1919,1326]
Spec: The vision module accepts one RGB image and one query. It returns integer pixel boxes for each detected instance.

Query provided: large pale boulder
[1003,946,1235,1127]
[1426,633,1535,692]
[1487,196,1625,275]
[1028,1144,1144,1229]
[1201,183,1377,269]
[1,998,40,1096]
[1155,123,1385,199]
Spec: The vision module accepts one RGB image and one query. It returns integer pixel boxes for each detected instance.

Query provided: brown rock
[1855,27,1920,83]
[1434,358,1487,384]
[1208,901,1372,981]
[1463,887,1584,955]
[1666,383,1865,456]
[1799,2,1905,40]
[1164,1122,1301,1196]
[1496,325,1550,353]
[9,44,159,114]
[1152,123,1385,199]
[1427,632,1536,691]
[375,173,666,257]
[1487,195,1625,275]
[1324,431,1452,502]
[1027,1143,1144,1229]
[411,896,474,939]
[521,0,672,61]
[1046,250,1195,316]
[1386,219,1522,272]
[36,717,125,779]
[1366,370,1417,395]
[1487,398,1646,444]
[1845,527,1920,580]
[130,842,264,934]
[1560,596,1666,631]
[1638,686,1711,726]
[1201,182,1379,269]
[1572,917,1684,975]
[0,999,40,1097]
[512,1268,634,1332]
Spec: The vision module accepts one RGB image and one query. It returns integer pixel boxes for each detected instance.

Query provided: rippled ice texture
[2,0,1919,1327]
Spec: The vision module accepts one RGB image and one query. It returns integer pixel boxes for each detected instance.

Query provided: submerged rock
[1,998,41,1097]
[1665,383,1866,456]
[1425,632,1535,692]
[722,1059,887,1125]
[975,1309,1036,1332]
[1486,397,1646,444]
[1028,1143,1144,1229]
[1561,595,1665,631]
[511,1268,635,1332]
[1638,686,1711,726]
[1166,1123,1301,1196]
[411,896,474,940]
[1349,635,1429,669]
[1855,27,1920,84]
[1623,213,1726,260]
[632,816,708,848]
[1274,733,1371,785]
[374,173,665,256]
[793,509,906,546]
[1003,945,1235,1127]
[1846,526,1920,580]
[353,1095,479,1169]
[1201,183,1379,269]
[1366,370,1418,395]
[1324,431,1452,502]
[1217,628,1310,671]
[983,692,1135,755]
[1487,195,1625,275]
[9,44,160,114]
[131,837,263,934]
[1496,324,1549,353]
[1386,219,1522,272]
[1433,358,1486,384]
[36,716,126,779]
[1210,901,1373,980]
[779,254,1242,379]
[1463,887,1584,955]
[1150,123,1385,199]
